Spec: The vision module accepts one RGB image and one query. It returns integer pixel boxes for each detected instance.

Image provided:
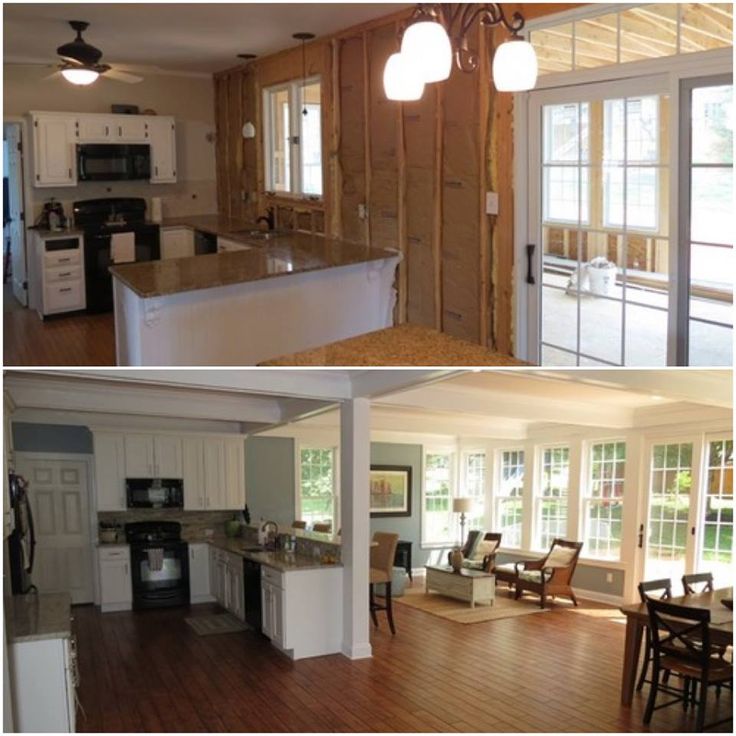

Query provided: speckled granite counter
[208,538,342,571]
[5,593,72,643]
[159,214,253,235]
[110,231,399,298]
[261,323,529,366]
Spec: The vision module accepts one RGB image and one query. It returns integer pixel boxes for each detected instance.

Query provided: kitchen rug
[394,586,550,624]
[185,613,249,636]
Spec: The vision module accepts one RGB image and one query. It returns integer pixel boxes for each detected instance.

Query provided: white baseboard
[190,594,216,605]
[100,602,132,613]
[341,642,372,660]
[573,588,624,607]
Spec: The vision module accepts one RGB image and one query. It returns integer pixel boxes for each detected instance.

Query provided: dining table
[618,586,733,706]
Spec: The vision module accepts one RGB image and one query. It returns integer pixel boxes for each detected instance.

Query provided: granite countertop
[5,593,72,643]
[159,214,255,235]
[110,230,400,298]
[208,538,342,572]
[261,323,528,366]
[33,227,85,239]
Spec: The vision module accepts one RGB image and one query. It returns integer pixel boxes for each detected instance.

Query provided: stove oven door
[130,542,189,609]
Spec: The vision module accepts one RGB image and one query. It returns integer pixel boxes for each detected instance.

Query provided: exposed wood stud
[362,31,372,247]
[432,83,444,332]
[330,38,343,239]
[478,23,491,348]
[397,20,408,324]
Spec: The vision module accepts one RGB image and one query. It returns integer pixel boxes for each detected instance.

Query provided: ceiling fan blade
[42,69,63,81]
[104,68,143,84]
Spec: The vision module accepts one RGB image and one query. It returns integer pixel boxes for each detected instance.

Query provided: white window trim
[295,441,340,531]
[533,443,572,551]
[421,445,458,548]
[459,448,488,532]
[263,75,322,197]
[494,446,526,550]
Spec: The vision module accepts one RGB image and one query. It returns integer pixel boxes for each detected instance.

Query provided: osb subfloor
[72,590,733,732]
[3,285,115,366]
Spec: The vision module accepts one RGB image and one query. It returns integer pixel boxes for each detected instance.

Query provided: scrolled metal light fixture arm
[400,3,527,74]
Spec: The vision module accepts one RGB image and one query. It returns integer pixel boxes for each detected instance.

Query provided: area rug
[394,587,550,624]
[185,613,249,636]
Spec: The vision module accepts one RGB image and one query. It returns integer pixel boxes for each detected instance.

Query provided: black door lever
[526,244,536,285]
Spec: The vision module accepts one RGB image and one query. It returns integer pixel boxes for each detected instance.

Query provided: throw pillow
[545,545,577,568]
[471,539,499,561]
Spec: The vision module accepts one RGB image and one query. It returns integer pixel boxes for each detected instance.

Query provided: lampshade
[61,67,99,86]
[492,38,538,92]
[383,52,425,101]
[401,20,452,83]
[453,497,474,514]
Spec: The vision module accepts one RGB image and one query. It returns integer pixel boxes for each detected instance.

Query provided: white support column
[340,397,372,660]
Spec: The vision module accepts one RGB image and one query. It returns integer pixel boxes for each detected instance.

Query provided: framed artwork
[370,465,412,517]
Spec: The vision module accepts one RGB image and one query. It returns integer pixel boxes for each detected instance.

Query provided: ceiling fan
[47,20,143,85]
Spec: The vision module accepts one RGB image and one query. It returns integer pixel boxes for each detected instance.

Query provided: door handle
[526,244,536,285]
[637,523,644,549]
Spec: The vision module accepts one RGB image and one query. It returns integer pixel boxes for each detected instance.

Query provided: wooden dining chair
[369,532,399,635]
[636,578,672,692]
[682,572,715,595]
[312,522,332,533]
[643,598,733,732]
[291,520,307,529]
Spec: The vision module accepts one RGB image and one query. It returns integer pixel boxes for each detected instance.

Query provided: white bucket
[588,264,617,296]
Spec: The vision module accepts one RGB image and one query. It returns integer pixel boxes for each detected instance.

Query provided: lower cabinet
[189,543,214,604]
[260,564,343,660]
[97,545,132,613]
[160,227,194,260]
[209,545,244,620]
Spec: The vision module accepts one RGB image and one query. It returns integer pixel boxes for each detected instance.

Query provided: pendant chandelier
[383,3,538,101]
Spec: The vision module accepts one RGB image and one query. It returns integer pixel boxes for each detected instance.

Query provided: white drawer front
[44,249,81,268]
[261,565,283,588]
[46,264,82,283]
[98,546,129,561]
[45,281,84,313]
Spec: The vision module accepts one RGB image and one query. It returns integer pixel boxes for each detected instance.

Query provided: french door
[642,435,733,589]
[525,73,733,366]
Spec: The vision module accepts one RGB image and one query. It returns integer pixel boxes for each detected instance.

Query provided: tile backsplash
[98,509,234,542]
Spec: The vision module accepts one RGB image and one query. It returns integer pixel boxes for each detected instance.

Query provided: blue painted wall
[12,422,93,454]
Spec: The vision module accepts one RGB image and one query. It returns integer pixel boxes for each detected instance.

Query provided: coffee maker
[35,198,68,230]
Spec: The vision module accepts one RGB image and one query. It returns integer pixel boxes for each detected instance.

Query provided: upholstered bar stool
[369,532,399,635]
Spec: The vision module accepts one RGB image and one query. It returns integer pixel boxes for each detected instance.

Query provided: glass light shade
[453,497,475,514]
[61,67,100,86]
[383,52,425,101]
[401,20,452,83]
[492,39,538,92]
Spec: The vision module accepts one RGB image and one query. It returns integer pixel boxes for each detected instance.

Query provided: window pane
[425,452,453,543]
[585,442,626,559]
[680,4,733,53]
[300,447,335,527]
[543,166,590,223]
[531,23,573,76]
[464,452,486,531]
[691,167,733,245]
[620,5,678,62]
[544,103,589,163]
[574,14,619,69]
[300,81,322,196]
[267,87,291,192]
[691,85,733,165]
[498,451,525,548]
[538,447,570,549]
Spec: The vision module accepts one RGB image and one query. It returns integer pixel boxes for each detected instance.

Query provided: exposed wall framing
[213,3,580,355]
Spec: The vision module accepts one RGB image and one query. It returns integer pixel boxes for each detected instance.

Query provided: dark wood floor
[72,591,732,733]
[3,286,115,366]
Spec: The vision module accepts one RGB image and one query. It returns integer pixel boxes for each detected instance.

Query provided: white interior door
[4,123,27,306]
[15,455,94,604]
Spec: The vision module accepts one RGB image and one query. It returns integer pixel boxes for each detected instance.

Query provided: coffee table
[425,565,495,608]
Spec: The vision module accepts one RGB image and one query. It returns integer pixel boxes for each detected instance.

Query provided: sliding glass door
[526,74,733,366]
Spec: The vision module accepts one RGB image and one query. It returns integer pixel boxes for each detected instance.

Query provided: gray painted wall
[12,422,93,454]
[244,436,295,528]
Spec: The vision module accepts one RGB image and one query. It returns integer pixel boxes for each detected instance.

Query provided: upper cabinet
[31,113,77,187]
[29,111,176,187]
[124,434,183,478]
[148,117,177,183]
[93,432,127,511]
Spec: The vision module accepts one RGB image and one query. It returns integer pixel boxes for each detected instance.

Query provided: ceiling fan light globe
[61,67,99,85]
[401,20,452,83]
[492,39,538,92]
[383,53,425,101]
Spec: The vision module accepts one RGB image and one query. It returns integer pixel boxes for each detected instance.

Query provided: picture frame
[369,465,412,517]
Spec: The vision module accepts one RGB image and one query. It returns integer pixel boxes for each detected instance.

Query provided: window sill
[420,542,456,550]
[496,548,625,569]
[264,192,324,208]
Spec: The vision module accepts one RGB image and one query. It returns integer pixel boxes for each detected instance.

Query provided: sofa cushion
[545,546,577,568]
[518,569,554,584]
[493,562,517,576]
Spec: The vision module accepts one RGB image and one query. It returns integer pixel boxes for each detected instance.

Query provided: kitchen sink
[233,229,285,240]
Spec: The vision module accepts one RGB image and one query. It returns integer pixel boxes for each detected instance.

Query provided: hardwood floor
[3,286,115,366]
[72,590,732,733]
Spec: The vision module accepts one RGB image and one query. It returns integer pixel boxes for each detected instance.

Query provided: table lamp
[453,497,474,545]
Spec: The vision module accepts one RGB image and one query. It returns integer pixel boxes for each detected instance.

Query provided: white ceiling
[3,2,409,75]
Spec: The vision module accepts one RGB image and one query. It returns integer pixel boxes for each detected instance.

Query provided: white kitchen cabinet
[189,543,214,604]
[217,237,252,253]
[30,113,77,187]
[93,432,126,511]
[160,227,195,260]
[182,437,205,510]
[210,546,227,606]
[76,114,116,142]
[148,117,177,183]
[124,433,182,477]
[97,546,132,612]
[261,578,284,647]
[224,438,246,509]
[202,438,226,509]
[113,115,149,142]
[32,232,86,318]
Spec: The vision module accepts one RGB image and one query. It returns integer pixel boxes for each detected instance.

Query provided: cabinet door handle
[58,271,71,277]
[59,287,72,293]
[105,125,109,136]
[68,168,72,179]
[118,126,122,137]
[58,257,71,263]
[155,166,159,176]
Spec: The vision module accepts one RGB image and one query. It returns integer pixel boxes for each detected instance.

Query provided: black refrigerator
[7,472,37,595]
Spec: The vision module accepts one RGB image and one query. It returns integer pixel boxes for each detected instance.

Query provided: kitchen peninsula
[110,216,401,366]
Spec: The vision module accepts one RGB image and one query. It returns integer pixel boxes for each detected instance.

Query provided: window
[423,451,455,544]
[583,441,626,559]
[298,446,337,530]
[536,446,570,550]
[264,78,322,196]
[496,450,525,548]
[462,451,486,531]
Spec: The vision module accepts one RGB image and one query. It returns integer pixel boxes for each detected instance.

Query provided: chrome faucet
[256,207,275,231]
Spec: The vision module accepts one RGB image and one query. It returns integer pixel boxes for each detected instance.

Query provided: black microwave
[126,478,183,509]
[77,144,151,181]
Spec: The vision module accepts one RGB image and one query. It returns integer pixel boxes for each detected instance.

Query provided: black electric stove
[74,197,160,313]
[125,521,189,610]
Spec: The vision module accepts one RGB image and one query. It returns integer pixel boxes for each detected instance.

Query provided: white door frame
[14,451,97,603]
[514,48,733,363]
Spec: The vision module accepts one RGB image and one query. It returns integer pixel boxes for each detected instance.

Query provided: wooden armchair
[513,539,583,608]
[448,531,502,573]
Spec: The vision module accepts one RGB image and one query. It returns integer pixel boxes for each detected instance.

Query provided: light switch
[486,191,499,215]
[358,203,368,220]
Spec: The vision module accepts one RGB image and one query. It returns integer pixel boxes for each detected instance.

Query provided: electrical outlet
[358,203,368,220]
[485,191,499,215]
[606,572,613,584]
